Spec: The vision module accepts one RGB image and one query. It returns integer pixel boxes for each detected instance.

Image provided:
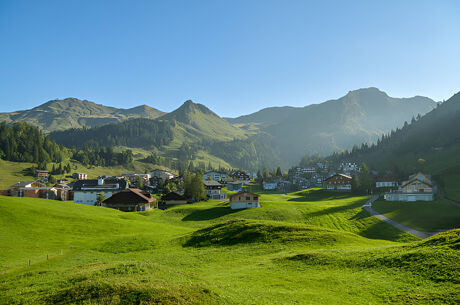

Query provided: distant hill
[161,100,247,142]
[0,98,165,132]
[327,91,460,174]
[227,88,437,163]
[2,89,441,169]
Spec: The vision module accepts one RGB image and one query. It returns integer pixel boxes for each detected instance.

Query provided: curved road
[362,196,447,239]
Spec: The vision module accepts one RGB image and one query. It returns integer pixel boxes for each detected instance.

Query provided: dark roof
[10,181,35,188]
[229,191,258,199]
[161,192,186,201]
[72,178,127,191]
[203,180,222,186]
[325,173,352,181]
[103,188,155,205]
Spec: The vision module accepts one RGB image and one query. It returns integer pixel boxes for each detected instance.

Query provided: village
[0,160,436,212]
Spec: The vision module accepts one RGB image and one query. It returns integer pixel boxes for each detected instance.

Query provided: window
[246,196,250,200]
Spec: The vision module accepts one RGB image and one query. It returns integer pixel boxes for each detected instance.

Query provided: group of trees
[50,118,174,150]
[0,122,69,164]
[256,167,283,181]
[351,163,373,194]
[72,147,134,167]
[183,172,207,202]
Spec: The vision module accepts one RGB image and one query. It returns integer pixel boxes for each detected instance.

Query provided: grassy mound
[416,229,460,250]
[284,232,460,284]
[43,281,219,305]
[183,219,383,248]
[95,235,157,253]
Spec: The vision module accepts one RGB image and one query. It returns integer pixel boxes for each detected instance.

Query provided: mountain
[227,88,437,163]
[327,91,460,174]
[1,89,441,170]
[49,100,283,170]
[0,98,165,132]
[161,100,247,142]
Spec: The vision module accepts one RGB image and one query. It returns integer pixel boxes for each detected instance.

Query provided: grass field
[373,198,460,232]
[0,190,459,304]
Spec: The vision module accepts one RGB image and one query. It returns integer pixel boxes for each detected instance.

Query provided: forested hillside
[0,122,69,164]
[327,91,460,173]
[229,88,437,163]
[50,119,174,149]
[0,122,136,169]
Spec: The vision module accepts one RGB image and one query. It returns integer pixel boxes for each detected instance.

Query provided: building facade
[73,177,128,205]
[324,174,352,191]
[229,191,260,209]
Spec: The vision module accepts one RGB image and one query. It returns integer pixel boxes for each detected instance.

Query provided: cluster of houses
[0,168,264,212]
[323,171,434,202]
[0,162,437,214]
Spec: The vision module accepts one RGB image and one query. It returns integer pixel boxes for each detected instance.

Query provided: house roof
[72,178,127,191]
[9,181,35,188]
[325,173,352,181]
[229,191,258,199]
[401,177,432,188]
[161,192,187,201]
[103,188,156,205]
[203,180,222,186]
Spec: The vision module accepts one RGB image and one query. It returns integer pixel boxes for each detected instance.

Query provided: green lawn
[0,191,459,304]
[373,198,460,232]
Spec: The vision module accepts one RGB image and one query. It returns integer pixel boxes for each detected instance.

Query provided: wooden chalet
[102,188,156,212]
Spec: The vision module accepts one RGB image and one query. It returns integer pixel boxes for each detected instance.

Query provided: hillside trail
[362,195,448,239]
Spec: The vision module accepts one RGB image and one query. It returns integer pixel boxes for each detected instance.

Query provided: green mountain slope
[228,88,437,163]
[0,98,165,132]
[329,91,460,171]
[161,100,247,142]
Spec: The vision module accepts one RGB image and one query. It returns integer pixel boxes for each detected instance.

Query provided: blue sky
[1,0,459,117]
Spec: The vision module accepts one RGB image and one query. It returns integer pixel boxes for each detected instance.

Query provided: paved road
[362,196,446,239]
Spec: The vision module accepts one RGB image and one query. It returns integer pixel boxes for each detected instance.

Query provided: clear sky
[1,0,459,117]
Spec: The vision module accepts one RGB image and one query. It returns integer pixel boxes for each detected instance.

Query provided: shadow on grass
[288,189,355,202]
[182,206,241,222]
[303,200,365,218]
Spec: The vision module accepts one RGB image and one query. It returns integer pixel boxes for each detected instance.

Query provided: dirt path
[362,196,446,239]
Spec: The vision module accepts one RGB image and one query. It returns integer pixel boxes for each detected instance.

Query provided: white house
[229,191,260,210]
[203,180,226,200]
[262,181,278,190]
[151,170,174,181]
[203,171,227,182]
[73,177,128,205]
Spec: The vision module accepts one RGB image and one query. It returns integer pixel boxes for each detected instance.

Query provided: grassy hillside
[0,159,162,189]
[0,98,165,132]
[373,198,460,232]
[1,190,458,304]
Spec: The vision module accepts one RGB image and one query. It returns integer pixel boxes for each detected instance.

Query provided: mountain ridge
[0,98,166,132]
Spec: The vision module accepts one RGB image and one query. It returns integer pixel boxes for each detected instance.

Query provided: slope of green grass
[373,198,460,232]
[146,190,417,242]
[1,191,459,304]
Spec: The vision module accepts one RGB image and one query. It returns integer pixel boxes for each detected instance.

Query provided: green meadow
[0,190,459,304]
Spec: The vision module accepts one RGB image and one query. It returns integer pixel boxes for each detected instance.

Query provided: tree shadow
[182,206,241,222]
